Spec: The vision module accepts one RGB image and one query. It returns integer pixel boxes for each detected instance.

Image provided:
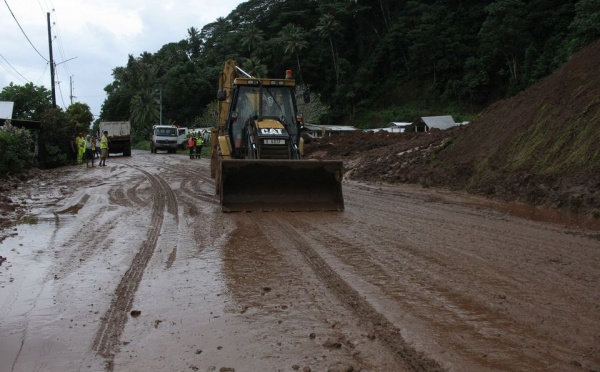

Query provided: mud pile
[304,39,600,215]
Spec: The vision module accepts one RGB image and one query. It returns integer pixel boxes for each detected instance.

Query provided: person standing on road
[99,130,109,166]
[76,132,86,164]
[195,135,204,159]
[94,137,101,158]
[85,135,95,168]
[188,134,196,159]
[92,137,96,157]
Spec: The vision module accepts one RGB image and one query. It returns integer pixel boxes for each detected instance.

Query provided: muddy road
[1,151,599,372]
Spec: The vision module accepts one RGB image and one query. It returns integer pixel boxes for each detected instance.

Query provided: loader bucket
[219,159,344,212]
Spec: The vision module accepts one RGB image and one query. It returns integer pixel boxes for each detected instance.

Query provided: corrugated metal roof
[366,127,406,133]
[304,123,358,132]
[421,115,456,130]
[388,122,412,127]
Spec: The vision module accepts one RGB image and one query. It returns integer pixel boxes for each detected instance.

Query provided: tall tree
[315,14,342,86]
[187,27,202,59]
[479,0,531,86]
[566,0,600,52]
[241,24,265,54]
[130,90,159,142]
[241,57,268,78]
[278,24,309,80]
[66,102,94,129]
[0,83,52,120]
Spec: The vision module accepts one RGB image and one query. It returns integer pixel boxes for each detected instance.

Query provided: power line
[50,10,73,78]
[40,0,74,83]
[55,70,67,109]
[3,0,49,62]
[0,53,31,83]
[35,63,49,85]
[43,1,76,105]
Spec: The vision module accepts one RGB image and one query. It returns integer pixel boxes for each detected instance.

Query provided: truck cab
[151,125,179,153]
[177,127,189,149]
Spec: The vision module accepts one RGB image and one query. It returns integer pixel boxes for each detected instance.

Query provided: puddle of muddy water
[0,213,74,372]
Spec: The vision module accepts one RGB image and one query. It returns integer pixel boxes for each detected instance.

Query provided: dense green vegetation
[100,0,600,142]
[0,122,34,176]
[1,1,599,175]
[0,84,94,170]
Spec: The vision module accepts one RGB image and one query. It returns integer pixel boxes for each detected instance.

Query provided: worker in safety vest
[99,130,109,166]
[195,136,204,159]
[76,132,86,164]
[188,135,196,159]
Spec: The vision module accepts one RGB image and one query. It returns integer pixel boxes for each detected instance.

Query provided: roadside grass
[133,140,151,151]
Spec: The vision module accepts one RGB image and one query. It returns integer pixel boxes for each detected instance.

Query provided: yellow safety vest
[100,135,108,149]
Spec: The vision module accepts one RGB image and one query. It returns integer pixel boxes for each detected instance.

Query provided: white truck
[151,125,179,153]
[176,127,189,149]
[99,121,131,156]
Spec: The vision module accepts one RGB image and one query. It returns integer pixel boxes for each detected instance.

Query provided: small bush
[0,121,34,176]
[43,144,67,168]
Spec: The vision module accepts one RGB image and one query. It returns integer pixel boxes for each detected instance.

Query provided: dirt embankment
[304,39,600,216]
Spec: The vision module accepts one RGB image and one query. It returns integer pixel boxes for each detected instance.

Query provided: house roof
[366,127,406,133]
[421,115,456,130]
[304,123,358,132]
[388,122,412,127]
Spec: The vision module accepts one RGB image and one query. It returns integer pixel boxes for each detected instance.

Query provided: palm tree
[187,27,202,59]
[130,89,159,141]
[315,14,342,86]
[278,24,308,80]
[241,25,265,53]
[241,57,268,78]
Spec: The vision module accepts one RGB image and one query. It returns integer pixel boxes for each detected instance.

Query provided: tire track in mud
[250,213,444,372]
[92,168,178,369]
[167,162,219,206]
[125,176,149,206]
[179,178,219,205]
[139,160,222,262]
[331,183,600,370]
[53,193,126,276]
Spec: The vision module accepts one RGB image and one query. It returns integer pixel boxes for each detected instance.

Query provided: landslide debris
[304,39,600,215]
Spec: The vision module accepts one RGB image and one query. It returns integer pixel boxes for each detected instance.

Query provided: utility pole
[70,76,74,105]
[47,12,56,108]
[159,85,163,125]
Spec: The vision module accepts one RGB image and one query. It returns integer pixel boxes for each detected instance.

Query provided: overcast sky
[1,0,246,121]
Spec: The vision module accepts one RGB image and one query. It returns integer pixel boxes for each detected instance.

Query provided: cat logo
[261,128,283,135]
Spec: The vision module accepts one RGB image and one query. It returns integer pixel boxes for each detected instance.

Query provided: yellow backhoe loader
[210,60,344,212]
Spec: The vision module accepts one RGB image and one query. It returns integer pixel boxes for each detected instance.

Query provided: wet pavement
[1,151,599,372]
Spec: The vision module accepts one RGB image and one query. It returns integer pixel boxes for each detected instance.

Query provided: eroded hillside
[304,39,600,215]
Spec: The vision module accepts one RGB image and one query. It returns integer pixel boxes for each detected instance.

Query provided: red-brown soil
[304,39,600,216]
